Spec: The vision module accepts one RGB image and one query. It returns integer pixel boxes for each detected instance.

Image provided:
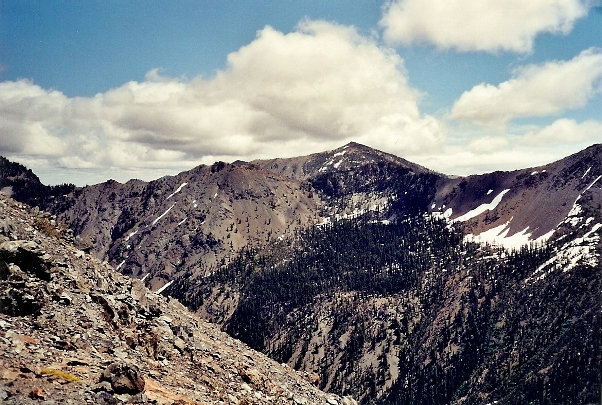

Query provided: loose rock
[100,362,146,395]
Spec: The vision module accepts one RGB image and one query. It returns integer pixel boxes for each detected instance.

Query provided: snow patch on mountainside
[468,172,600,251]
[565,204,583,227]
[125,229,138,242]
[152,203,175,226]
[526,222,601,283]
[454,189,510,222]
[535,229,555,243]
[318,217,332,226]
[579,175,601,197]
[432,208,452,220]
[563,174,601,227]
[318,149,358,172]
[155,280,174,294]
[167,182,188,199]
[322,192,391,223]
[464,217,545,250]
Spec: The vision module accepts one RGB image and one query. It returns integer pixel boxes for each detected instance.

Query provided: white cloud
[521,118,602,145]
[410,119,602,175]
[467,136,510,153]
[450,48,602,126]
[0,20,444,184]
[380,0,589,53]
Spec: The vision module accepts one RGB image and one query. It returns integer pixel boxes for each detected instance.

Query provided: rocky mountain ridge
[0,194,355,404]
[432,143,602,247]
[0,156,75,209]
[253,142,435,181]
[3,143,598,291]
[52,162,320,292]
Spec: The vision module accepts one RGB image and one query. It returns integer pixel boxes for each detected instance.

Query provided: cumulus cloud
[380,0,589,53]
[449,48,602,126]
[521,118,602,145]
[409,118,602,175]
[466,136,510,153]
[0,20,444,184]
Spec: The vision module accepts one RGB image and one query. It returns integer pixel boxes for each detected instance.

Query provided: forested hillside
[0,156,74,209]
[169,212,600,404]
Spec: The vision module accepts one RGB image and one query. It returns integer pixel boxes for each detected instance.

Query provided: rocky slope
[432,143,602,248]
[53,162,320,291]
[0,195,355,404]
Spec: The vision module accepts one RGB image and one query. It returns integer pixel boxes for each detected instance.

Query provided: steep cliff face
[0,195,354,405]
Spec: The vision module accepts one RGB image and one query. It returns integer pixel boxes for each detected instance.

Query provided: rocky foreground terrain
[0,195,355,404]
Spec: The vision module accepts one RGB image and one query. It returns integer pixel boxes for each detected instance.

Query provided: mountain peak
[339,141,366,150]
[254,141,433,182]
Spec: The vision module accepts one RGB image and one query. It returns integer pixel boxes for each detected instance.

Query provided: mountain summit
[254,142,433,181]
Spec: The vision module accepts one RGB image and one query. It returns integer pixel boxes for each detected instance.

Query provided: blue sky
[2,2,380,94]
[1,1,601,185]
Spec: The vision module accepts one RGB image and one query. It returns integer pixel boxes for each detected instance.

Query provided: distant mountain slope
[170,204,600,404]
[0,194,354,404]
[55,162,320,291]
[256,142,601,249]
[0,156,74,209]
[432,144,602,248]
[1,143,600,288]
